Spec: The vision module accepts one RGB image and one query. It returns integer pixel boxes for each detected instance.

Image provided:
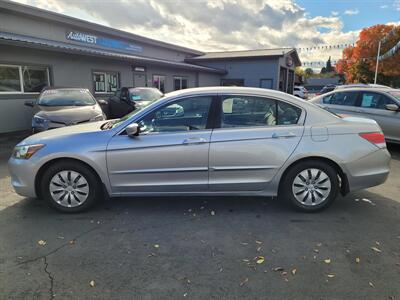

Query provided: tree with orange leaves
[336,24,400,86]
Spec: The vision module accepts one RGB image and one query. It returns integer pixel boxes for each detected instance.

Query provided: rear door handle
[182,137,207,145]
[272,132,296,139]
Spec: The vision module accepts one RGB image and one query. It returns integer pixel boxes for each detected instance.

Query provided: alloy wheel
[292,168,331,206]
[49,170,89,207]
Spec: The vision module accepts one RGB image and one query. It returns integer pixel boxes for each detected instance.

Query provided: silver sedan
[8,87,390,213]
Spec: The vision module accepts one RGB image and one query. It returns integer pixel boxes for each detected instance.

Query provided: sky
[11,0,400,66]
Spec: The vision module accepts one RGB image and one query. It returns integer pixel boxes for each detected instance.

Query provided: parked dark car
[316,85,336,96]
[107,87,163,119]
[25,87,107,133]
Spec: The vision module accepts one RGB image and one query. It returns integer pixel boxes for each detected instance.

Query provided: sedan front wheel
[40,161,100,213]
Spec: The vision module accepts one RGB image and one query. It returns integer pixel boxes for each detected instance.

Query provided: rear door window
[220,95,302,128]
[324,92,359,106]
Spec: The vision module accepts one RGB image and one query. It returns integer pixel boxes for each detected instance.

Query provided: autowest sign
[66,31,143,53]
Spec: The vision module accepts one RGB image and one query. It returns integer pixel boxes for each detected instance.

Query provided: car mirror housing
[97,99,108,106]
[125,123,139,137]
[385,104,400,112]
[24,100,35,107]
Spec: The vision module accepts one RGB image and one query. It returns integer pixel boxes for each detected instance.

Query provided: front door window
[139,96,213,133]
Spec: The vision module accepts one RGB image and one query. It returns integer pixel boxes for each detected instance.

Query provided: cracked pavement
[0,140,399,299]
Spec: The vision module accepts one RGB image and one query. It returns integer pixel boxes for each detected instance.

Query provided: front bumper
[344,148,391,192]
[8,157,38,198]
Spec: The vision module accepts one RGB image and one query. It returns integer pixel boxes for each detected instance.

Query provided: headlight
[12,144,45,159]
[33,116,49,126]
[90,114,105,121]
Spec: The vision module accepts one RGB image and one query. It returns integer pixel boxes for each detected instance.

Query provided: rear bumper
[344,148,391,192]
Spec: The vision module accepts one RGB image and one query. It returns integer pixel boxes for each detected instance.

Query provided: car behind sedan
[25,88,106,133]
[310,87,400,144]
[9,87,390,213]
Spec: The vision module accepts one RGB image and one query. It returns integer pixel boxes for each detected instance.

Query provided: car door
[209,94,304,191]
[319,91,360,116]
[106,95,214,194]
[355,91,400,141]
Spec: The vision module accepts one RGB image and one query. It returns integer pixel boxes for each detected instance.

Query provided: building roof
[0,31,226,74]
[306,77,341,86]
[186,48,297,59]
[0,0,203,56]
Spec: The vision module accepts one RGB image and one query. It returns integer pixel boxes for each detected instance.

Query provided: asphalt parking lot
[0,135,399,300]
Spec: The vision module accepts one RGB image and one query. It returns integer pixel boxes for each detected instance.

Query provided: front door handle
[272,132,296,139]
[182,137,207,145]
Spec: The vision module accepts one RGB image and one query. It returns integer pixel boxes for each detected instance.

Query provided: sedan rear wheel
[281,160,339,212]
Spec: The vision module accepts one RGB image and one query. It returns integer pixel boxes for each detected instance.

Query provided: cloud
[394,0,400,10]
[344,9,359,15]
[331,11,339,16]
[380,5,388,8]
[11,0,361,63]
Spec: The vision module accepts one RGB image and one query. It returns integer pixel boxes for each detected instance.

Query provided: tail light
[359,132,386,148]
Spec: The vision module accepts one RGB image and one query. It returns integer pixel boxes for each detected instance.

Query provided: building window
[173,76,188,90]
[22,66,49,93]
[152,75,165,93]
[0,64,50,93]
[93,71,119,94]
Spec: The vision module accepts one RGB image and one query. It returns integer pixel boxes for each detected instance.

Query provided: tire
[280,160,339,212]
[40,160,101,213]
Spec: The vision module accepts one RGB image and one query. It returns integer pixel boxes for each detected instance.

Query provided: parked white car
[293,86,308,99]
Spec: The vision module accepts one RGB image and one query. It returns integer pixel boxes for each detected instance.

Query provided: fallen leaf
[257,246,262,252]
[154,244,160,248]
[239,278,248,287]
[148,253,156,257]
[240,242,248,246]
[369,281,374,288]
[355,257,360,263]
[255,240,263,245]
[354,198,360,202]
[256,256,265,264]
[69,240,76,245]
[375,241,380,246]
[273,267,284,272]
[210,211,215,216]
[324,258,331,264]
[281,271,288,276]
[291,268,297,275]
[37,240,46,246]
[371,247,382,253]
[284,278,289,282]
[57,236,64,240]
[89,280,95,287]
[313,249,319,253]
[327,274,335,278]
[242,259,250,262]
[183,293,188,297]
[316,243,322,247]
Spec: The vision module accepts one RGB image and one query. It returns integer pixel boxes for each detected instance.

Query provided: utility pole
[374,40,381,84]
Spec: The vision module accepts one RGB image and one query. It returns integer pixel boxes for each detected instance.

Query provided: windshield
[129,89,163,102]
[388,91,400,101]
[38,89,96,106]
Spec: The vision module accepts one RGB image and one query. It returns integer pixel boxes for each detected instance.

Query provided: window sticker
[223,98,234,113]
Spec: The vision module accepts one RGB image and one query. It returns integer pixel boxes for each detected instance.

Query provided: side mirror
[24,100,35,107]
[385,103,400,112]
[97,99,108,106]
[125,123,139,137]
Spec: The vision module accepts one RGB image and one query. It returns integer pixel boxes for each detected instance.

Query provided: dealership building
[0,1,301,133]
